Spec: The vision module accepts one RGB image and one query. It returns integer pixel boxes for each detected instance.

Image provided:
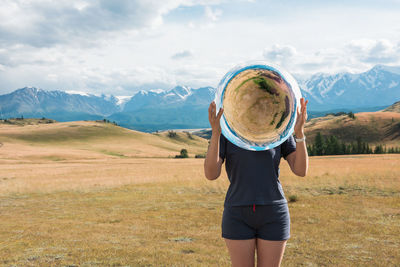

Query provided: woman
[204,98,309,267]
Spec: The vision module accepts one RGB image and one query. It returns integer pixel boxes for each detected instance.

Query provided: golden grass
[0,158,213,195]
[0,121,399,266]
[383,101,400,112]
[0,154,399,266]
[0,121,209,160]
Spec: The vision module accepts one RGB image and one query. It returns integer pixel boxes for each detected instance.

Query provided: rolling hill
[1,99,399,163]
[383,101,400,113]
[193,101,400,147]
[304,100,400,145]
[304,111,400,146]
[0,119,208,162]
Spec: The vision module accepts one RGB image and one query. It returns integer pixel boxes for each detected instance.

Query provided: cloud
[204,6,222,21]
[0,0,229,49]
[262,45,299,71]
[0,1,399,95]
[0,55,226,95]
[0,0,193,48]
[346,39,400,64]
[261,39,400,77]
[263,44,297,65]
[171,50,194,60]
[0,44,64,68]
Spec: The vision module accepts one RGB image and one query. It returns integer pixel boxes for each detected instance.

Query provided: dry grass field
[0,121,399,266]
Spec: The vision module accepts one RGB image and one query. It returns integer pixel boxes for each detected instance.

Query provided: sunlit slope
[305,112,400,146]
[383,101,400,112]
[0,120,208,161]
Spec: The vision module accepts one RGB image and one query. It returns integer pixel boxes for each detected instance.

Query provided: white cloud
[46,74,58,82]
[0,0,230,49]
[0,0,194,48]
[171,50,194,60]
[0,1,399,95]
[346,39,400,64]
[263,44,297,66]
[261,40,400,77]
[205,6,222,21]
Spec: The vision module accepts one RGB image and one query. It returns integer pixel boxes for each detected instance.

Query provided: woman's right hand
[208,101,224,135]
[205,101,224,180]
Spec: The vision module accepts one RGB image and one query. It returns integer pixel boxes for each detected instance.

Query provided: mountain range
[1,64,400,132]
[298,64,400,111]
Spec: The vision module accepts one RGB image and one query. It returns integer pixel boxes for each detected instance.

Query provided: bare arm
[204,101,224,180]
[286,138,308,177]
[286,98,309,177]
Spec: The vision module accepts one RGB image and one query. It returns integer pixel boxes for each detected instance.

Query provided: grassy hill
[192,110,400,147]
[2,105,399,162]
[303,90,400,149]
[304,111,400,146]
[383,101,400,112]
[0,120,208,161]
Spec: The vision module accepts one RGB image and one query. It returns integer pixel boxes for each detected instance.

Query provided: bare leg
[224,238,256,267]
[256,239,287,267]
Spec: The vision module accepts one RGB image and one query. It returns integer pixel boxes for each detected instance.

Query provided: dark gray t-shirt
[219,133,296,207]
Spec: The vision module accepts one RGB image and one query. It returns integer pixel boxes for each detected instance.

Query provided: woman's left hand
[294,97,308,137]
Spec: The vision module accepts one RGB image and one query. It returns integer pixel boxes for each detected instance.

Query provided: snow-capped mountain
[122,85,211,112]
[0,86,215,130]
[300,65,400,111]
[124,86,182,111]
[0,87,120,121]
[109,86,214,131]
[1,65,399,131]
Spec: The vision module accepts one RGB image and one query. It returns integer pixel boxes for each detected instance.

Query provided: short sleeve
[219,134,226,163]
[281,135,296,160]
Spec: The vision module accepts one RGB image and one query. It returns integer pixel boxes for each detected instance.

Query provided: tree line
[307,132,400,156]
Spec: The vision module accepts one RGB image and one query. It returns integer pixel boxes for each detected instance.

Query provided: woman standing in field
[204,98,309,267]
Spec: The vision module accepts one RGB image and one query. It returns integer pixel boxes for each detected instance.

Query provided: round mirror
[214,61,301,151]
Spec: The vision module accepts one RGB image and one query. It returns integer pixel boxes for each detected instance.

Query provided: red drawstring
[253,204,255,212]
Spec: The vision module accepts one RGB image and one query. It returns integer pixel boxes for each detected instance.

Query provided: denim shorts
[222,203,290,241]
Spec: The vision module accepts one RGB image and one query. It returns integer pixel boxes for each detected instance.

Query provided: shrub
[185,131,194,140]
[195,153,206,158]
[288,195,298,202]
[168,130,177,138]
[175,148,189,158]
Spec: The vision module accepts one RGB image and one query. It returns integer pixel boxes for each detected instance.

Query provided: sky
[0,0,400,95]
